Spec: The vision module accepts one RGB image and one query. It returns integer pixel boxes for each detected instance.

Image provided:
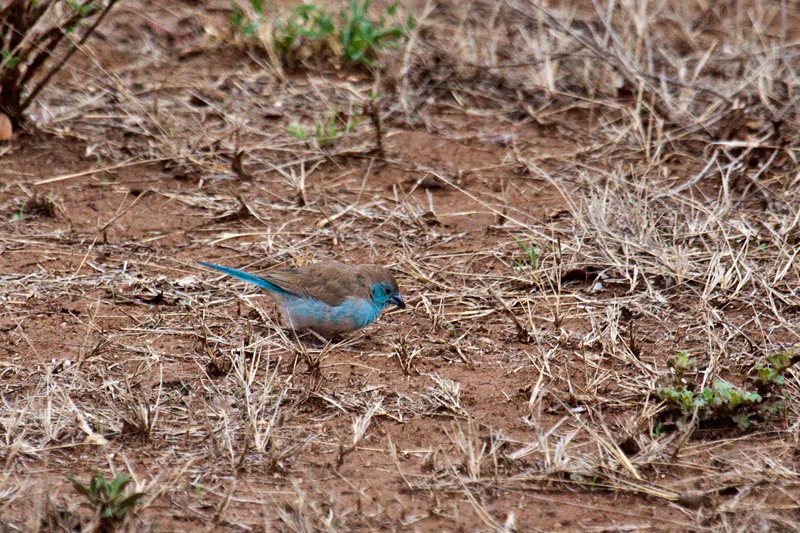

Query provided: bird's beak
[389,295,406,309]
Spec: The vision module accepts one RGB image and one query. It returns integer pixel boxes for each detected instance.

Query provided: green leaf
[231,2,243,29]
[732,413,752,430]
[112,493,146,518]
[68,476,91,497]
[110,474,131,496]
[242,22,259,38]
[0,50,19,68]
[700,387,713,404]
[286,123,307,140]
[652,422,661,437]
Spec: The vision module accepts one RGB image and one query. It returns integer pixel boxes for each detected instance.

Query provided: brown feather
[262,261,398,307]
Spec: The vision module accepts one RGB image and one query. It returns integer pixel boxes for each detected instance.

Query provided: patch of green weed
[656,351,797,431]
[287,109,364,148]
[339,0,410,66]
[231,0,412,68]
[69,471,145,526]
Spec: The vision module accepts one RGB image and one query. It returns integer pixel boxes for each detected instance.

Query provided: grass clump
[0,0,119,126]
[271,3,336,63]
[286,108,363,148]
[656,351,798,431]
[69,471,145,530]
[231,0,412,68]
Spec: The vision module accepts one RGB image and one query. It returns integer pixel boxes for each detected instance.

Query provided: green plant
[655,351,796,431]
[712,380,761,412]
[666,351,695,382]
[0,0,119,126]
[513,238,538,270]
[231,1,261,38]
[286,122,308,141]
[288,110,364,148]
[315,110,340,147]
[233,0,412,68]
[69,471,145,527]
[656,380,761,430]
[11,201,25,220]
[316,109,363,147]
[272,3,336,63]
[339,0,410,66]
[651,422,661,437]
[752,351,800,390]
[656,386,702,416]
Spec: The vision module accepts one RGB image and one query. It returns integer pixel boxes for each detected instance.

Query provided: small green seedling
[513,238,538,270]
[11,201,25,220]
[69,471,145,525]
[286,123,308,141]
[666,351,695,383]
[752,351,799,389]
[288,110,364,148]
[656,386,702,416]
[272,3,335,60]
[316,109,363,147]
[315,111,340,147]
[651,422,662,437]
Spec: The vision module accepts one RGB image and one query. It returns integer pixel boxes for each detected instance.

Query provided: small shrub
[0,0,119,126]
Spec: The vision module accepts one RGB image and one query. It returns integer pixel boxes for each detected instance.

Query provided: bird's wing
[262,262,364,307]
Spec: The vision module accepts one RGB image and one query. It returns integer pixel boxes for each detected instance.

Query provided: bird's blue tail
[198,261,286,295]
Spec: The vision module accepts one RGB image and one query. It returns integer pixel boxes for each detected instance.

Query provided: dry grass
[1,0,800,530]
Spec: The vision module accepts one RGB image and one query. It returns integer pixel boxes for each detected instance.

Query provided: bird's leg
[307,328,332,345]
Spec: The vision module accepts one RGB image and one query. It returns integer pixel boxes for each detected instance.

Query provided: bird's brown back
[261,261,396,307]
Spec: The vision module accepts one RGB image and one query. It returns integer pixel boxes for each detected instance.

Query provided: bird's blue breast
[281,295,383,336]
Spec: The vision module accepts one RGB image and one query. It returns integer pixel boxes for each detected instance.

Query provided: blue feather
[198,262,287,296]
[281,296,382,334]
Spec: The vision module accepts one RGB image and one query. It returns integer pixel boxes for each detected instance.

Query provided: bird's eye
[384,287,392,295]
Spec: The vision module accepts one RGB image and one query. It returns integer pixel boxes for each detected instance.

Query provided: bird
[198,260,405,338]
